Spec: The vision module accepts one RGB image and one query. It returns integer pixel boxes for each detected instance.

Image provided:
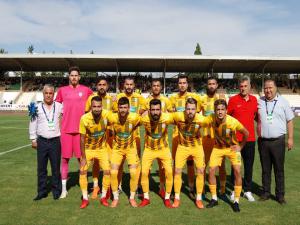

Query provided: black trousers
[37,136,61,197]
[258,135,285,198]
[231,141,256,192]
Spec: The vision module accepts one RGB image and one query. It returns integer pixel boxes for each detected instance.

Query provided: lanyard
[42,102,55,122]
[265,99,277,115]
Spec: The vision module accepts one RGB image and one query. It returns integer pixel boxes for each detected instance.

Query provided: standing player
[200,77,227,196]
[113,77,145,193]
[206,99,249,212]
[172,98,206,209]
[55,66,93,198]
[139,99,173,208]
[79,96,111,209]
[170,74,201,199]
[85,77,113,199]
[109,97,141,207]
[140,79,173,198]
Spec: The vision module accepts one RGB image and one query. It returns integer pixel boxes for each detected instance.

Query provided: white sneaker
[230,191,235,201]
[60,190,68,199]
[244,191,255,202]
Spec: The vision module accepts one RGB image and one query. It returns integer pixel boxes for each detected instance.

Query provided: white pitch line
[0,126,28,130]
[0,144,31,156]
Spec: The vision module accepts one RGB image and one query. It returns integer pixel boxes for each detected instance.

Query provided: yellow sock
[102,174,111,191]
[234,185,242,201]
[110,169,119,192]
[129,167,138,192]
[79,174,88,192]
[209,184,217,196]
[174,173,182,194]
[196,173,204,195]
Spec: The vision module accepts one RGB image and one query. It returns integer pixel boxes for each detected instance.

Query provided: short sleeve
[169,95,176,109]
[140,98,148,111]
[87,88,93,97]
[55,88,63,103]
[79,116,86,135]
[85,95,92,112]
[234,119,244,131]
[139,95,146,109]
[200,115,211,127]
[166,113,174,124]
[165,98,173,112]
[283,98,295,121]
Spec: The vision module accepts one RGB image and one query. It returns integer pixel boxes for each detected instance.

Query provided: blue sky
[0,0,300,56]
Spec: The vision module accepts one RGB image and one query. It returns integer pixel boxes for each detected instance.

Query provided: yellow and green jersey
[79,110,110,150]
[173,112,207,147]
[141,94,172,112]
[169,92,201,112]
[108,112,140,149]
[85,93,113,112]
[141,113,173,150]
[113,92,145,113]
[206,114,244,148]
[200,93,226,137]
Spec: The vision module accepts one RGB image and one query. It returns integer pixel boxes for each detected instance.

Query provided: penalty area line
[0,144,31,156]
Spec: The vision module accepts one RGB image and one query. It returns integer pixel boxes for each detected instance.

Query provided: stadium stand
[0,76,299,111]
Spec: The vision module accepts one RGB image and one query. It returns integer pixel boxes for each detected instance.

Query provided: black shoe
[276,196,286,205]
[206,199,218,208]
[33,193,47,201]
[53,194,60,200]
[232,202,240,212]
[259,194,270,201]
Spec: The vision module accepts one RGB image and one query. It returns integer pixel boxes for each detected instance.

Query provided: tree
[70,50,73,54]
[0,48,7,54]
[27,44,34,54]
[90,50,94,54]
[194,43,202,55]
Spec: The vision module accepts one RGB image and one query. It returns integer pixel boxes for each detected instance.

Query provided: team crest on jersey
[79,92,83,97]
[131,97,138,102]
[161,102,165,108]
[129,123,133,129]
[195,124,199,129]
[162,123,166,129]
[226,129,231,135]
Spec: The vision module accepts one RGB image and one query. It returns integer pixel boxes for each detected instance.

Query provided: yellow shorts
[80,149,110,172]
[202,136,215,164]
[110,146,140,166]
[141,147,172,173]
[175,145,205,169]
[209,147,242,167]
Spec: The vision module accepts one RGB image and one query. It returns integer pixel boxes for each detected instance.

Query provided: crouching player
[109,97,141,208]
[79,96,111,209]
[206,99,249,212]
[139,99,174,208]
[172,98,206,209]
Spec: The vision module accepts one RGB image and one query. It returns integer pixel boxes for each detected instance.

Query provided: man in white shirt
[29,84,63,200]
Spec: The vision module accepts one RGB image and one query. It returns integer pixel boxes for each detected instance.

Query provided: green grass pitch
[0,113,299,225]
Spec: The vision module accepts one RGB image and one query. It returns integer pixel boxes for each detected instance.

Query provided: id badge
[266,114,273,124]
[48,121,55,131]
